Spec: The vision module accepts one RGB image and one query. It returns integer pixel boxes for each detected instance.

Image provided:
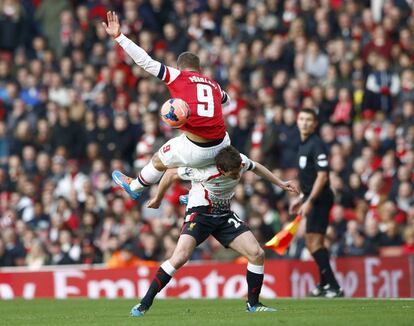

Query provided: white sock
[130,161,164,191]
[160,260,177,276]
[247,262,264,274]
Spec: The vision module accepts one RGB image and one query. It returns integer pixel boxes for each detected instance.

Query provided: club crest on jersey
[184,212,197,223]
[184,167,193,177]
[299,156,307,169]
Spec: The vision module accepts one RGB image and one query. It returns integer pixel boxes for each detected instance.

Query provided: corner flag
[264,215,302,255]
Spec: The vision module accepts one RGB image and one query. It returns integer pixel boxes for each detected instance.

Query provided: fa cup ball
[160,98,190,128]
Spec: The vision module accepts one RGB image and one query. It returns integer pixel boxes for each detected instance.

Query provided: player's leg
[306,194,343,298]
[131,234,197,316]
[112,153,166,200]
[114,133,230,199]
[227,231,266,307]
[112,135,178,199]
[306,232,328,295]
[214,214,276,312]
[141,235,196,306]
[129,153,166,190]
[132,211,212,316]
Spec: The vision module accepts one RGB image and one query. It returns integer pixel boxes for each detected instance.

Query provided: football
[160,98,190,128]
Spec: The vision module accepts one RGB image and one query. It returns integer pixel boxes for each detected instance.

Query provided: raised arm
[102,11,179,83]
[252,162,299,194]
[147,168,179,209]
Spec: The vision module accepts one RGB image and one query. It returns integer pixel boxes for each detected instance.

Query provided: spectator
[0,0,28,53]
[107,242,142,268]
[277,108,300,169]
[343,230,372,257]
[35,0,70,57]
[47,241,74,265]
[304,41,329,79]
[378,221,404,247]
[25,240,48,270]
[136,232,161,261]
[2,227,25,266]
[364,55,400,116]
[402,227,414,255]
[51,106,84,158]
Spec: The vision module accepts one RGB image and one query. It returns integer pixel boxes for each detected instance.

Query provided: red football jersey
[162,68,227,140]
[114,35,227,139]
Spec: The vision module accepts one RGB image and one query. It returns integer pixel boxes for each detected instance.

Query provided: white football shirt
[177,154,255,213]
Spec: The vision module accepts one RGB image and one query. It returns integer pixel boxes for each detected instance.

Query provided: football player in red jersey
[103,12,232,199]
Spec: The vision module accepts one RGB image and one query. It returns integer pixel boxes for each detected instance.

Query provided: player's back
[113,35,227,140]
[177,154,254,211]
[166,71,226,140]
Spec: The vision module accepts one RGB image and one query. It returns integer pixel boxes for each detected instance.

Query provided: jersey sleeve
[115,34,180,83]
[312,139,329,172]
[217,84,230,106]
[177,167,208,182]
[157,63,181,85]
[240,154,256,173]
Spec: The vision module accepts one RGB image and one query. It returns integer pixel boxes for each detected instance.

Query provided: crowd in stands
[0,0,413,269]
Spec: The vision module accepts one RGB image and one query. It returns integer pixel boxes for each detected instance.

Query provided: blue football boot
[130,303,147,317]
[112,170,141,200]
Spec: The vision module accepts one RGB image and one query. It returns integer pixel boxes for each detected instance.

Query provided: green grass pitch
[1,298,413,326]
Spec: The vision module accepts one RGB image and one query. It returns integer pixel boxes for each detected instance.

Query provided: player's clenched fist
[147,198,162,209]
[102,11,121,38]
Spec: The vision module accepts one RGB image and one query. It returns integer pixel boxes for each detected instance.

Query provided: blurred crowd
[0,0,414,269]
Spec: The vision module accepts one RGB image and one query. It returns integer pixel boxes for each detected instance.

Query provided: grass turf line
[1,298,413,326]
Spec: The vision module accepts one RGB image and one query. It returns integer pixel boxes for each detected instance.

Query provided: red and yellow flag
[264,215,302,255]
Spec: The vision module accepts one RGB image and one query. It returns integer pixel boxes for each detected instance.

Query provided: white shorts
[158,133,231,168]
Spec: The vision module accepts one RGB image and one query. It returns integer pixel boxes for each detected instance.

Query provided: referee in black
[290,108,343,298]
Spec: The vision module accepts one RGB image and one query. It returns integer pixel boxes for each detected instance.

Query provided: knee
[306,237,322,254]
[248,246,265,265]
[170,248,191,269]
[306,238,315,253]
[152,154,166,171]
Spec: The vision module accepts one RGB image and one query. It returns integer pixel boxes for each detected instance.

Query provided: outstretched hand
[281,180,299,195]
[102,11,121,38]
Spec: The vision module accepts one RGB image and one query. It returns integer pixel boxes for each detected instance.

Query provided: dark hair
[299,108,318,120]
[177,52,201,71]
[215,146,242,172]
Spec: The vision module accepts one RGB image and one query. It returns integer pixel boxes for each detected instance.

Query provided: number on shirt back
[196,84,214,117]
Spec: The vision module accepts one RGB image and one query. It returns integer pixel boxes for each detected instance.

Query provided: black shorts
[305,190,334,234]
[181,207,250,248]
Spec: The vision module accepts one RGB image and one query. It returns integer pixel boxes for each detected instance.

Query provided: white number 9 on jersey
[196,84,214,117]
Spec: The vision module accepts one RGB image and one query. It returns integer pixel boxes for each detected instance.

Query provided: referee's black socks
[312,248,340,290]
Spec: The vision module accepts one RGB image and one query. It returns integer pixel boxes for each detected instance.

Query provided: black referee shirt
[297,133,331,196]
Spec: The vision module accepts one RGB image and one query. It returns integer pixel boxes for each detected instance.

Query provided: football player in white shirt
[130,146,298,317]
